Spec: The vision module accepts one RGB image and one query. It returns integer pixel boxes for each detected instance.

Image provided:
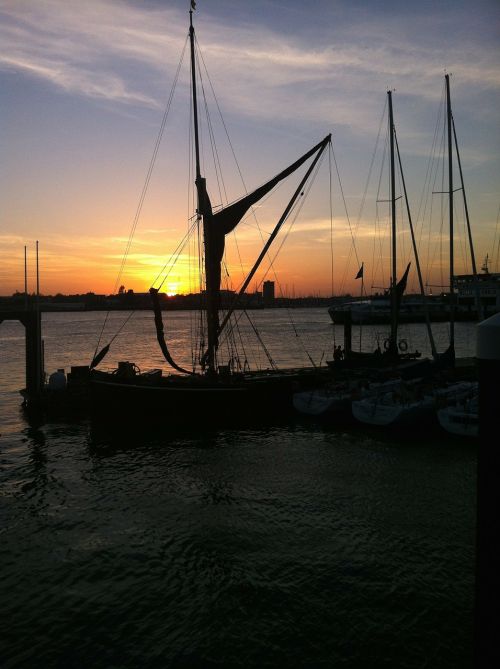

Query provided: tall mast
[394,132,438,359]
[189,10,201,184]
[388,90,398,352]
[24,245,28,309]
[452,110,482,318]
[445,74,455,351]
[189,8,217,375]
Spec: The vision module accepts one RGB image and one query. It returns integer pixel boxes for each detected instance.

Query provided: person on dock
[333,345,344,363]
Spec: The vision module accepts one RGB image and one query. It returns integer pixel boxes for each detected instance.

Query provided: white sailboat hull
[293,389,351,417]
[437,406,478,437]
[352,395,434,426]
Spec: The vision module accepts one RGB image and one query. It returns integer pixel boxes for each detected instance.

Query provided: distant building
[455,269,500,317]
[263,281,275,307]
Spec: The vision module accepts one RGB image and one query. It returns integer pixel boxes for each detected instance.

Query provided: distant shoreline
[0,292,452,313]
[0,294,341,313]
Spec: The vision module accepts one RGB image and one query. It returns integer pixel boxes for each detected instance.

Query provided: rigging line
[352,99,388,294]
[211,121,322,310]
[356,98,387,229]
[420,86,446,283]
[112,36,188,295]
[395,160,409,275]
[417,85,446,238]
[427,105,447,297]
[196,39,306,299]
[332,144,360,269]
[198,60,228,208]
[426,88,449,297]
[370,133,390,297]
[107,310,136,346]
[155,220,198,290]
[258,164,324,368]
[339,99,387,296]
[440,107,447,298]
[215,162,321,363]
[198,68,298,361]
[375,136,389,291]
[198,38,274,289]
[196,55,249,295]
[225,145,328,348]
[455,198,467,273]
[93,36,188,359]
[230,308,256,371]
[196,42,250,201]
[229,181,297,298]
[218,302,274,372]
[329,144,335,297]
[243,310,278,370]
[238,152,325,323]
[195,36,231,201]
[264,157,324,281]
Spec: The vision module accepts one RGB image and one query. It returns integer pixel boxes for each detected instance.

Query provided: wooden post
[24,310,43,396]
[0,310,44,399]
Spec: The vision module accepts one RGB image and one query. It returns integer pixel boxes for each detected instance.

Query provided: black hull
[89,368,329,425]
[328,308,485,325]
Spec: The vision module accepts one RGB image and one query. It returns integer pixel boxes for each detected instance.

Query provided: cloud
[1,0,498,135]
[0,0,184,107]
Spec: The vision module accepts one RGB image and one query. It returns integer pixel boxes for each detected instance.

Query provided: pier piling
[0,309,44,398]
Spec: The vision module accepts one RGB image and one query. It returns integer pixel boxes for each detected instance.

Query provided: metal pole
[36,240,40,302]
[388,91,397,352]
[24,245,28,309]
[446,74,455,350]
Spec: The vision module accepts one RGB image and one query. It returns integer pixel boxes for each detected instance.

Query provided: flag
[355,263,364,280]
[191,0,196,9]
[394,262,411,309]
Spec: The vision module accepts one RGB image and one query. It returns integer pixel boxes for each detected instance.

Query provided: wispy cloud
[0,0,185,107]
[2,0,499,134]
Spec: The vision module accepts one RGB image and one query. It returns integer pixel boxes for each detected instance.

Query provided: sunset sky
[2,0,499,298]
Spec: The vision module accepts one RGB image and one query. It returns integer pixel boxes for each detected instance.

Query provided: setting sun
[166,282,180,296]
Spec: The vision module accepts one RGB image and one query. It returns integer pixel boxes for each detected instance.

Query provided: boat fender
[398,339,408,352]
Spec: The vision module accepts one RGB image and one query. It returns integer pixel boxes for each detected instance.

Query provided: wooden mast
[189,7,217,375]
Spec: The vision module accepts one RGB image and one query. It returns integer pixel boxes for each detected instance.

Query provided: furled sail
[90,344,110,369]
[150,287,194,375]
[394,262,411,312]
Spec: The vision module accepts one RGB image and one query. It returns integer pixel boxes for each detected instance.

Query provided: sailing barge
[86,6,332,421]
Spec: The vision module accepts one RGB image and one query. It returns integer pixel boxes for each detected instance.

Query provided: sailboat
[352,77,472,428]
[295,90,435,421]
[436,383,478,437]
[332,89,435,373]
[89,6,331,422]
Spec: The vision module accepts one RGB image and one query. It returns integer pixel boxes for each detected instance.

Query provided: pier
[0,308,44,399]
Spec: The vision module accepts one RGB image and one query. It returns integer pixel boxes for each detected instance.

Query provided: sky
[2,0,499,298]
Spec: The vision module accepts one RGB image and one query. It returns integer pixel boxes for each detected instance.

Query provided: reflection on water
[0,310,476,668]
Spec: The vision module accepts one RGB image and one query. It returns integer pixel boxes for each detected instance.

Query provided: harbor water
[0,309,476,667]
